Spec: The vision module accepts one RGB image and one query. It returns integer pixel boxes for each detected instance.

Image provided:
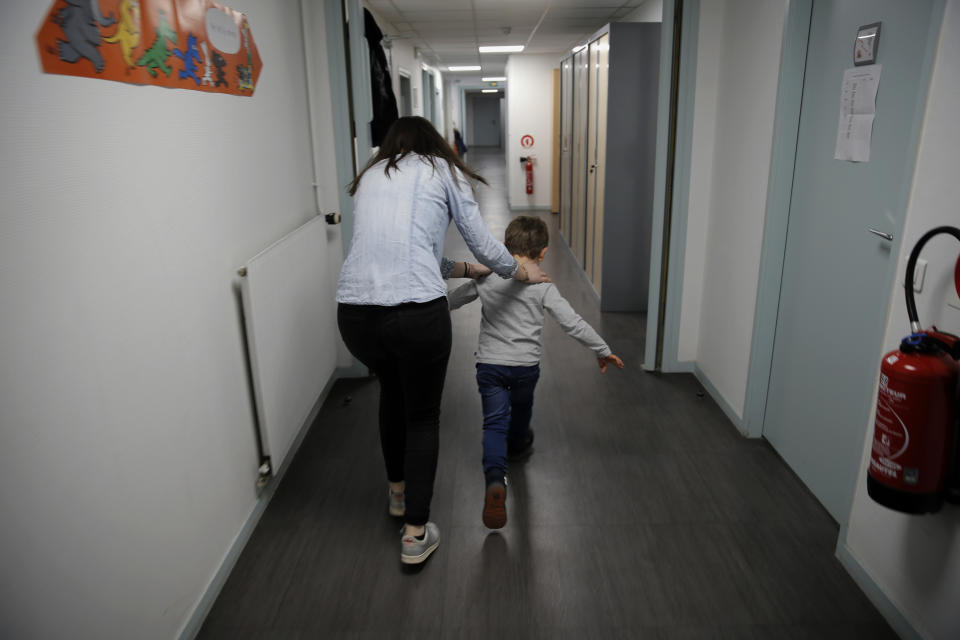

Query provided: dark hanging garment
[364,9,399,147]
[453,129,467,156]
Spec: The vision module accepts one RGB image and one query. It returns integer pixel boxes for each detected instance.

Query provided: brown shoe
[482,480,507,529]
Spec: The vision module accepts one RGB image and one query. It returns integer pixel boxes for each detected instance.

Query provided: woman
[336,116,548,565]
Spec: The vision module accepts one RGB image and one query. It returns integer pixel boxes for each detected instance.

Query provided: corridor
[199,148,895,638]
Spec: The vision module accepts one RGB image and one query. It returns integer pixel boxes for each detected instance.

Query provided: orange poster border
[36,0,263,96]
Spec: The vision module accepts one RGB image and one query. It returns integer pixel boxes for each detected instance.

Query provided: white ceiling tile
[367,0,656,74]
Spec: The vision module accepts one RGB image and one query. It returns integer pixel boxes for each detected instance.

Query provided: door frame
[397,68,412,116]
[642,0,701,371]
[322,0,371,249]
[741,0,813,437]
[323,0,372,379]
[743,0,946,441]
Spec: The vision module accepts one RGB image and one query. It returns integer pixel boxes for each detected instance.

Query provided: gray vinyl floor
[198,148,897,639]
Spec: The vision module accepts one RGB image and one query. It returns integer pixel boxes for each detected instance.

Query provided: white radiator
[239,216,338,477]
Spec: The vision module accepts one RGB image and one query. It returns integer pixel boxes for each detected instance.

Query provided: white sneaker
[400,522,440,564]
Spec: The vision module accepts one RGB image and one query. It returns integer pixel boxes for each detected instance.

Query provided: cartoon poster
[36,0,263,96]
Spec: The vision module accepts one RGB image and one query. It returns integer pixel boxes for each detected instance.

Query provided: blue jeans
[476,363,540,475]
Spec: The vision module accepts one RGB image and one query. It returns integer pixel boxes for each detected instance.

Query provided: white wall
[0,1,342,637]
[445,78,462,143]
[505,54,557,209]
[680,0,787,417]
[622,0,663,22]
[843,3,960,638]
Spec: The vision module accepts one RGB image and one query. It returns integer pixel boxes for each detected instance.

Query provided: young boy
[448,216,624,529]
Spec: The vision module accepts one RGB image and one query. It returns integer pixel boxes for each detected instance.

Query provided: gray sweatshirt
[447,276,612,367]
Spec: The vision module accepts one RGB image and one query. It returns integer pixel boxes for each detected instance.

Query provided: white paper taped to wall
[834,64,882,162]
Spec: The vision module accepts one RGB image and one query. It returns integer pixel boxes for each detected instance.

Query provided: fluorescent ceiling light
[478,45,524,53]
[482,77,506,82]
[572,45,586,53]
[482,89,498,93]
[448,65,481,71]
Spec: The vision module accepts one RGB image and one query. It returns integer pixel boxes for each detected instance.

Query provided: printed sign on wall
[36,0,263,96]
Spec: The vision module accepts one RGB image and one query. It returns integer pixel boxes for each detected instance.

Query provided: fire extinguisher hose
[904,226,960,333]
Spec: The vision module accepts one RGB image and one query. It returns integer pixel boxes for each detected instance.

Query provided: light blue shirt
[337,154,517,306]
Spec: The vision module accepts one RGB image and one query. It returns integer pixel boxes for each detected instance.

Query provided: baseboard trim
[692,363,749,436]
[177,373,341,639]
[669,359,696,373]
[835,541,924,640]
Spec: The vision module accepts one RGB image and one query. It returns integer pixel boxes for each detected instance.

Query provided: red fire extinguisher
[867,225,960,514]
[523,156,534,195]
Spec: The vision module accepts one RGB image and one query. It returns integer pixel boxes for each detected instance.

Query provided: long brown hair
[348,116,487,196]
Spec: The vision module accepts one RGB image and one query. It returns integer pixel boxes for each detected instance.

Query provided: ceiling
[366,0,652,78]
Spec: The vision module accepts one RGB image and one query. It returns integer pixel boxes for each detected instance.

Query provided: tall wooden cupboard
[559,22,660,312]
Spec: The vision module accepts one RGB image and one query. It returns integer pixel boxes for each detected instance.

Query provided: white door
[590,34,609,293]
[585,36,601,285]
[471,94,501,147]
[763,0,942,521]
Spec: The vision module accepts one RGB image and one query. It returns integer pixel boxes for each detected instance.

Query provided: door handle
[868,228,893,241]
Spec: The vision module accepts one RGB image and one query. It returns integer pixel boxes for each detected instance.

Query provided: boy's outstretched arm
[597,354,625,373]
[542,285,622,372]
[447,280,479,310]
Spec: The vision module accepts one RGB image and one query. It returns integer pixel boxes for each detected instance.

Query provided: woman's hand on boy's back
[597,354,625,373]
[514,259,551,284]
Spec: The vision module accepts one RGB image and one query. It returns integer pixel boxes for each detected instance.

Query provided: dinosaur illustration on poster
[199,41,213,86]
[235,18,253,92]
[102,0,141,70]
[136,9,177,77]
[212,51,228,88]
[173,33,203,85]
[52,0,117,72]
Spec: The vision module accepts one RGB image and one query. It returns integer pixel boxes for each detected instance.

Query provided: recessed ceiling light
[448,65,481,71]
[482,89,498,93]
[478,45,524,53]
[482,77,506,82]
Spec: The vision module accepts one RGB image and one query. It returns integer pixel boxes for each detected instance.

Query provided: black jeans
[337,298,452,526]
